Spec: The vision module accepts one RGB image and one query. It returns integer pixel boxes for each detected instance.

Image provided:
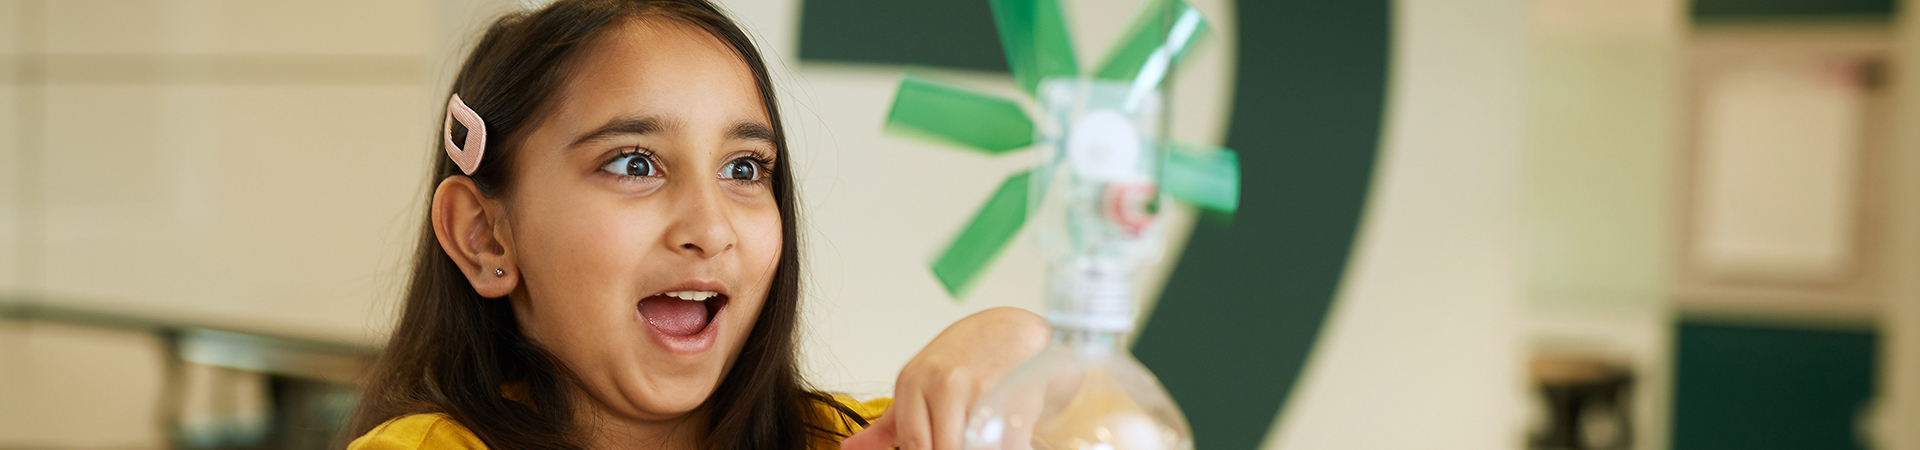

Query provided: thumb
[840,411,897,450]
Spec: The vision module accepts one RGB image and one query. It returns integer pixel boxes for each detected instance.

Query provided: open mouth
[637,290,729,337]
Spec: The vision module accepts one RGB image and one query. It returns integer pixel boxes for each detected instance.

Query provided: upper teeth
[663,291,719,301]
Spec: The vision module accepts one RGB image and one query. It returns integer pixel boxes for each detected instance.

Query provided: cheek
[731,206,784,320]
[510,190,665,344]
[740,207,784,280]
[528,202,659,287]
[511,163,654,281]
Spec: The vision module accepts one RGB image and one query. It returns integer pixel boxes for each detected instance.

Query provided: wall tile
[40,85,431,343]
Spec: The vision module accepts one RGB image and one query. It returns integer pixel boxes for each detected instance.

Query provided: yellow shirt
[347,395,892,450]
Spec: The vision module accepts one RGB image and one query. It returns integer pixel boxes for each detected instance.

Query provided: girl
[343,0,1050,449]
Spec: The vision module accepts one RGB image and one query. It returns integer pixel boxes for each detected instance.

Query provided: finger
[926,376,972,450]
[894,392,934,450]
[1000,383,1046,450]
[841,411,897,450]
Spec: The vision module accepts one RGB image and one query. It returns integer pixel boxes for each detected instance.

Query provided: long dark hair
[345,1,862,448]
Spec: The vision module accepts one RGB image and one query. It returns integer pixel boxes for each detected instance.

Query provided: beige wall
[7,0,438,344]
[1527,0,1680,313]
[2,0,25,294]
[1524,0,1683,449]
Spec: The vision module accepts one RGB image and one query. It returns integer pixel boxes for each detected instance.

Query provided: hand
[841,307,1050,450]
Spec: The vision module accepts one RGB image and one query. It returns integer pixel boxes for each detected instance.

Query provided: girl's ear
[431,176,519,298]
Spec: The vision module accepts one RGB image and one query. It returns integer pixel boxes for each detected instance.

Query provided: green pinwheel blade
[886,77,1035,154]
[1162,142,1239,214]
[989,0,1078,96]
[1095,0,1209,91]
[932,169,1033,298]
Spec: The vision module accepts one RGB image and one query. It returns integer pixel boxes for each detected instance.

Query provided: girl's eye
[601,152,660,178]
[721,158,763,182]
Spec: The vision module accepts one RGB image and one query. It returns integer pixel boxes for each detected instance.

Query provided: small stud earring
[493,268,506,277]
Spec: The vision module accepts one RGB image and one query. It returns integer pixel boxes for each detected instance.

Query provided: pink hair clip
[443,94,487,175]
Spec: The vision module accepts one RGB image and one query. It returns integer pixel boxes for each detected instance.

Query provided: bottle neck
[1045,257,1137,335]
[1049,326,1128,353]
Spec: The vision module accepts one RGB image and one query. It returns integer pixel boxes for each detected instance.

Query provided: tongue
[639,297,709,336]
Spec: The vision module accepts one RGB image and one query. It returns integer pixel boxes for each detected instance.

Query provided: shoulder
[816,394,893,436]
[348,414,488,450]
[830,394,893,421]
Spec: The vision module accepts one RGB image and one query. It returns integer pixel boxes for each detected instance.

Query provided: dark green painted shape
[798,0,1009,72]
[1693,0,1895,20]
[1131,1,1389,449]
[1673,321,1877,450]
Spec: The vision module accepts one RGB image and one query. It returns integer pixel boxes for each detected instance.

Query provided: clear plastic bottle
[958,314,1194,450]
[961,77,1192,450]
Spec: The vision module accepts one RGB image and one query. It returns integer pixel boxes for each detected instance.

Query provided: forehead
[547,17,766,131]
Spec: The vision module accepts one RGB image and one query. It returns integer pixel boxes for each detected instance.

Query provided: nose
[663,181,736,259]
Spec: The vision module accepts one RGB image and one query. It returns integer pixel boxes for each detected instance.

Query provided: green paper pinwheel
[885,0,1241,299]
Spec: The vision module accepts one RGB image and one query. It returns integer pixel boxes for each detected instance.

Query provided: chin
[625,379,722,419]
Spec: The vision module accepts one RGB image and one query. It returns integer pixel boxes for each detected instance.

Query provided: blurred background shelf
[2,297,373,450]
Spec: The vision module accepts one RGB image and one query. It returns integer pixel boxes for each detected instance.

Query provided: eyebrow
[567,115,777,150]
[570,115,675,149]
[729,121,776,146]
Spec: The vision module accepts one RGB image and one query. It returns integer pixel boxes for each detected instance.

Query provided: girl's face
[499,18,780,424]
